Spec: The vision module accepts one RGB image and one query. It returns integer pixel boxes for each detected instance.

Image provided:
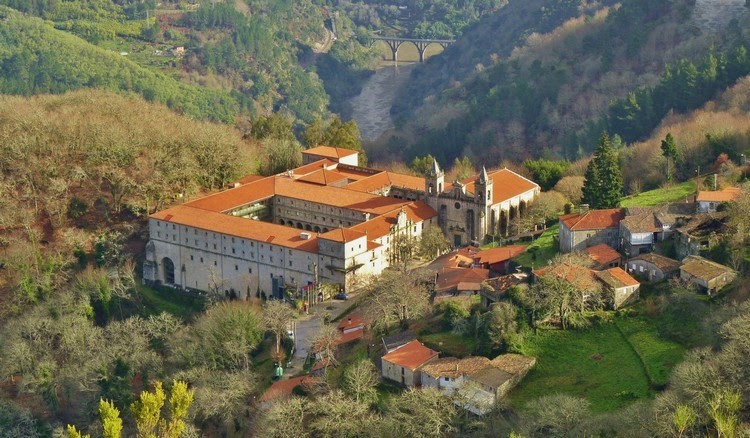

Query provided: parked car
[335,292,349,300]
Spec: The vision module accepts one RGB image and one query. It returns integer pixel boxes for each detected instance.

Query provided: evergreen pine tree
[661,132,679,183]
[582,133,623,208]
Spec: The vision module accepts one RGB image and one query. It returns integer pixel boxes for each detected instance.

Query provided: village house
[143,149,539,297]
[459,354,537,415]
[434,267,490,299]
[679,255,737,295]
[473,245,527,274]
[675,213,729,259]
[696,187,741,213]
[626,253,681,282]
[381,330,416,353]
[620,203,696,257]
[558,208,625,253]
[380,340,439,387]
[594,267,640,309]
[583,243,622,269]
[420,356,491,394]
[534,262,640,309]
[480,273,528,308]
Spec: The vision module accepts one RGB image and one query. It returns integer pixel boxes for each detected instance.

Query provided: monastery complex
[143,146,539,298]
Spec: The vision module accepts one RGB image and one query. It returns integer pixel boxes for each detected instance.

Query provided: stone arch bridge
[372,36,455,62]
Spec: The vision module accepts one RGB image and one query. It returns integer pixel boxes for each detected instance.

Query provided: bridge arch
[373,36,455,63]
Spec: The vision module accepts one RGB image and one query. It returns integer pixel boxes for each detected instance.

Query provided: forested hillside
[0,6,238,122]
[383,0,749,166]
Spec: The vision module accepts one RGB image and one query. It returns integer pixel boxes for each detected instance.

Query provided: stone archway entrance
[162,257,175,284]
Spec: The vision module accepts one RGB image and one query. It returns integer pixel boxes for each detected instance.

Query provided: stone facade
[425,162,539,247]
[144,153,538,298]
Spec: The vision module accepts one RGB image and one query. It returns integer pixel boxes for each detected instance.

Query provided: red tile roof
[476,245,527,266]
[463,168,539,201]
[290,159,337,176]
[336,329,364,346]
[349,202,436,239]
[559,208,625,231]
[337,313,368,332]
[150,205,319,252]
[259,376,318,402]
[584,244,621,266]
[303,145,358,159]
[386,172,426,191]
[296,169,349,186]
[185,177,276,212]
[319,228,367,243]
[595,267,639,288]
[533,263,600,291]
[435,267,490,292]
[696,187,741,203]
[381,340,439,371]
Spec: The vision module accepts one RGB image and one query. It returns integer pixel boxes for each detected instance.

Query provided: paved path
[283,298,352,376]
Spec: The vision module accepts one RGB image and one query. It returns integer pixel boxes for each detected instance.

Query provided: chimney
[579,204,590,214]
[713,173,718,190]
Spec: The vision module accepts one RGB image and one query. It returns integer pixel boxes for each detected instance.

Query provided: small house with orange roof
[381,340,439,387]
[559,208,625,253]
[696,187,742,213]
[594,267,640,309]
[583,243,622,269]
[474,245,527,273]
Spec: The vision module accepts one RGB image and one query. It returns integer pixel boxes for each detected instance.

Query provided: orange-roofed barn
[381,340,439,387]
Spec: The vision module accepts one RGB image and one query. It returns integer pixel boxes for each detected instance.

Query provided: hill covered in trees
[0,6,238,123]
[380,0,749,166]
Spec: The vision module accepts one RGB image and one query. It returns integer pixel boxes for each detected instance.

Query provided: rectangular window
[200,257,204,263]
[214,261,217,266]
[289,261,292,267]
[232,248,236,254]
[190,255,194,261]
[248,268,252,274]
[235,265,238,271]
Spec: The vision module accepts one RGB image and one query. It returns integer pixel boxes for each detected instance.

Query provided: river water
[349,63,416,141]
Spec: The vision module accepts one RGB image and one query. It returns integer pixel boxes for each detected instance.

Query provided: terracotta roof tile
[436,267,490,292]
[595,267,639,289]
[696,187,741,203]
[680,255,735,281]
[584,244,621,266]
[533,263,600,291]
[303,145,358,159]
[629,253,681,273]
[464,168,539,201]
[290,159,337,176]
[296,169,349,186]
[421,357,491,379]
[337,313,368,332]
[488,354,537,375]
[386,172,426,191]
[476,245,527,265]
[319,228,367,243]
[560,208,626,231]
[150,205,319,252]
[381,340,439,370]
[185,177,276,212]
[621,211,661,233]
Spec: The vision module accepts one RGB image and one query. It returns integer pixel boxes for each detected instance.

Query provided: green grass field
[510,323,653,413]
[514,224,560,269]
[420,331,477,358]
[615,317,685,387]
[620,181,696,207]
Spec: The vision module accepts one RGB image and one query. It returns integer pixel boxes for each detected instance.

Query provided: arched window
[162,257,175,284]
[296,222,303,229]
[314,226,321,233]
[279,219,285,226]
[305,224,313,231]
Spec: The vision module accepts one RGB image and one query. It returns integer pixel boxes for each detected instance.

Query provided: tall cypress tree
[582,133,623,209]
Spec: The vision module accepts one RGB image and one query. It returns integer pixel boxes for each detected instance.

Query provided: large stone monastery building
[143,146,539,298]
